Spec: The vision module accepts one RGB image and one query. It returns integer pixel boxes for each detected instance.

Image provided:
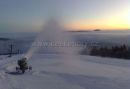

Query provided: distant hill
[94,29,101,31]
[68,30,91,32]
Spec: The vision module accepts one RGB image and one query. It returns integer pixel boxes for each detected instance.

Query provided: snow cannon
[16,57,32,74]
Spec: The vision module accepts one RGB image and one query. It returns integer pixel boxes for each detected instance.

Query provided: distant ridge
[68,30,91,32]
[94,29,101,31]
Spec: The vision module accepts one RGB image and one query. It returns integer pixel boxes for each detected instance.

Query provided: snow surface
[0,54,130,89]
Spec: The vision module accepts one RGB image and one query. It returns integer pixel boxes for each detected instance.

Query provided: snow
[0,54,130,89]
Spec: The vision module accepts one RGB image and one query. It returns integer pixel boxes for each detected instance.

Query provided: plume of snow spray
[24,17,80,66]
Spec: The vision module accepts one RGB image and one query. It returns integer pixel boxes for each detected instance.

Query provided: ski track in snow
[0,54,130,89]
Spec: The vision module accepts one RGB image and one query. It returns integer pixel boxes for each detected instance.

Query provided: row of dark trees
[81,45,130,59]
[90,45,130,59]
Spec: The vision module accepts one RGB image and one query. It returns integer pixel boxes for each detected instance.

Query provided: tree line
[81,45,130,59]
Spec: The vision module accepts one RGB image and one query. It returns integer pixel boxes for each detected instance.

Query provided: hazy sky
[0,0,130,32]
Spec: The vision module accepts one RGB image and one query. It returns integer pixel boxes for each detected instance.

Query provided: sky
[0,0,130,32]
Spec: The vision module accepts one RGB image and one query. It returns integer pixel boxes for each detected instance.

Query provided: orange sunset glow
[67,7,130,30]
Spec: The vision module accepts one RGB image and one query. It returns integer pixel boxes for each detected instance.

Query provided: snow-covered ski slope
[0,54,130,89]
